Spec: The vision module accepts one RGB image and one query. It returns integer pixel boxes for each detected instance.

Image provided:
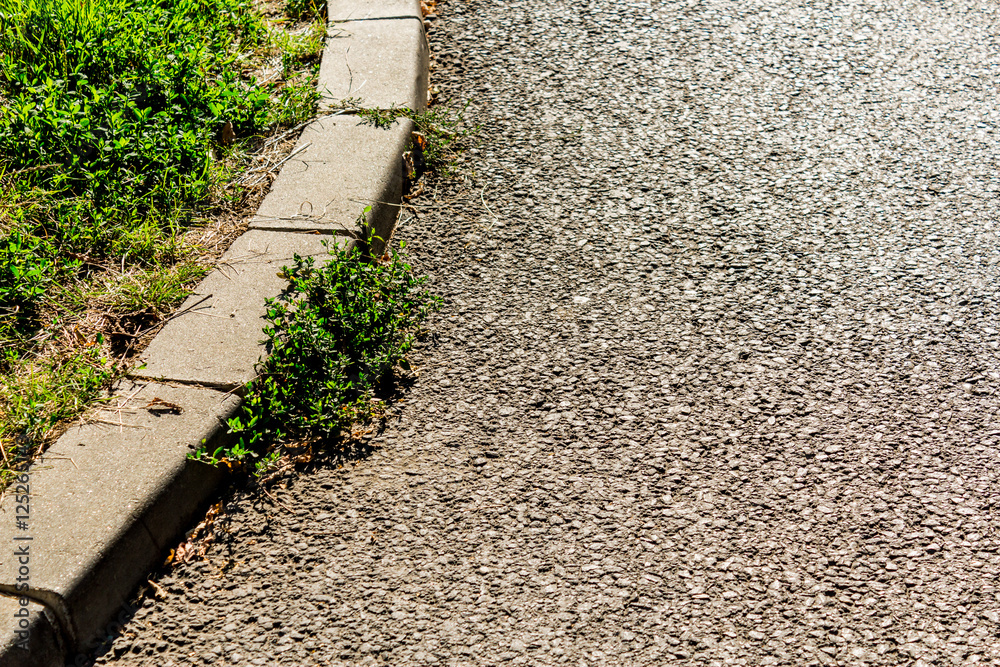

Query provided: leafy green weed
[192,231,438,472]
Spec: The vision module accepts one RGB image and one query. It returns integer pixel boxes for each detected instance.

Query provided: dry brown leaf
[172,501,224,564]
[147,579,168,599]
[419,0,437,17]
[219,121,235,146]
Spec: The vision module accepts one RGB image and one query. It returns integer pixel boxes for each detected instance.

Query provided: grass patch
[192,232,439,476]
[0,0,329,482]
[0,348,114,456]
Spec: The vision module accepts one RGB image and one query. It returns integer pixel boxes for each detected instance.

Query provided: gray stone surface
[328,0,421,22]
[132,230,345,389]
[0,381,238,655]
[0,597,64,667]
[248,115,413,252]
[319,17,428,112]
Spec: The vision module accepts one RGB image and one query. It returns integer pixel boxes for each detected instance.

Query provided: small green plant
[356,107,403,131]
[356,102,478,175]
[272,78,323,128]
[105,262,209,316]
[191,228,438,472]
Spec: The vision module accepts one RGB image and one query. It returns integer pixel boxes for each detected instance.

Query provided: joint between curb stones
[242,225,362,238]
[332,15,425,24]
[0,585,75,652]
[122,375,247,397]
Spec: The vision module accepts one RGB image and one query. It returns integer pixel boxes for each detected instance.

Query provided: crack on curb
[124,375,245,396]
[345,44,356,96]
[331,15,425,24]
[0,585,75,651]
[316,107,420,116]
[246,223,360,238]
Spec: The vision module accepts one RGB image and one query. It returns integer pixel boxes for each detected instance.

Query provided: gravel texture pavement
[96,0,1000,665]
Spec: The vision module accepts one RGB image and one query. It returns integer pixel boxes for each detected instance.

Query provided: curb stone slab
[0,382,240,649]
[131,231,347,390]
[320,17,429,112]
[0,381,239,654]
[249,115,414,249]
[328,0,422,22]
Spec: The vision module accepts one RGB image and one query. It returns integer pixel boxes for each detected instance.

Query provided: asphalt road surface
[98,0,1000,665]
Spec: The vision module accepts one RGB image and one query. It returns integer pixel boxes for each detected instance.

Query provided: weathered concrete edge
[0,598,64,667]
[0,383,235,664]
[327,0,422,22]
[0,380,236,665]
[0,0,428,662]
[319,15,429,113]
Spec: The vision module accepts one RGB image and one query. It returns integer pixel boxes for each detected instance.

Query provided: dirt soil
[95,0,1000,665]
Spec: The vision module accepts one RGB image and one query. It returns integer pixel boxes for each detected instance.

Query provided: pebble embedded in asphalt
[97,0,1000,665]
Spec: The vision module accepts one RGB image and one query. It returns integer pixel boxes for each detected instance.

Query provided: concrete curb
[0,1,428,663]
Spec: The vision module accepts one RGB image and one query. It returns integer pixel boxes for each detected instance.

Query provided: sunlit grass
[0,0,328,478]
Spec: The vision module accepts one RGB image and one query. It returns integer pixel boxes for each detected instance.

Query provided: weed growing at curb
[191,228,439,475]
[357,102,478,176]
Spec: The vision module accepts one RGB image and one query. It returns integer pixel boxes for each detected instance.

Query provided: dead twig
[261,486,293,512]
[1,163,59,180]
[43,455,78,469]
[480,182,500,227]
[111,384,146,427]
[130,293,213,340]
